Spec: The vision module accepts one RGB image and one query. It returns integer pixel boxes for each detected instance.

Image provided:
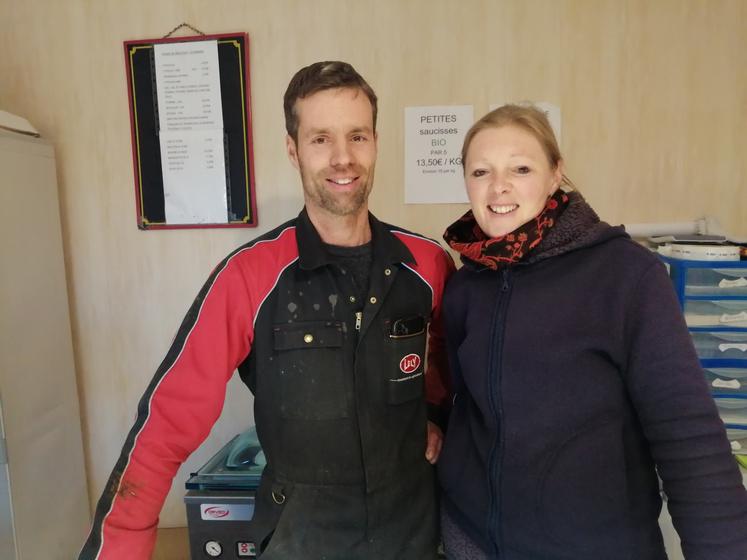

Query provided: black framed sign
[124,32,257,229]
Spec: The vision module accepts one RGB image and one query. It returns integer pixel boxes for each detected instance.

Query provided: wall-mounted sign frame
[124,32,257,229]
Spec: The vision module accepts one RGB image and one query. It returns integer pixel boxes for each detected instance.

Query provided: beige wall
[1,0,745,527]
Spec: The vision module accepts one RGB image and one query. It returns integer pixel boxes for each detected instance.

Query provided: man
[79,61,454,559]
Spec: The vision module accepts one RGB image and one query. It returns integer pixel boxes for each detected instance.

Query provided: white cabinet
[0,129,90,558]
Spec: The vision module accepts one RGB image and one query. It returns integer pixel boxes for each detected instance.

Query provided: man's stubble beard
[300,163,376,217]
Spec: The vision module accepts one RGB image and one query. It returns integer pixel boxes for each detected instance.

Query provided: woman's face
[464,125,562,238]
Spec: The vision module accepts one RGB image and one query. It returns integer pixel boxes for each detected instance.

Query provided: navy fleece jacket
[438,193,747,560]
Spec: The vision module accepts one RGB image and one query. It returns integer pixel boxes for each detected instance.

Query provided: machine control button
[237,541,257,557]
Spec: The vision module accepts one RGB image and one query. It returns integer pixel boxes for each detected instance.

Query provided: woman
[438,105,747,560]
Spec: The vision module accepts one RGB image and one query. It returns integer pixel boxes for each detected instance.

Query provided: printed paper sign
[159,129,228,224]
[404,105,473,204]
[154,40,228,223]
[154,40,224,132]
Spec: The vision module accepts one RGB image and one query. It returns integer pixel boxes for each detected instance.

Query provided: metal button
[369,296,377,304]
[303,334,314,344]
[349,296,356,303]
[384,268,391,276]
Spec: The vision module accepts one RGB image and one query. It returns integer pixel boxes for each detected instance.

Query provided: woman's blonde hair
[461,104,574,189]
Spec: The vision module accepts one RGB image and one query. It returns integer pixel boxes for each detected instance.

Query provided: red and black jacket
[79,209,454,559]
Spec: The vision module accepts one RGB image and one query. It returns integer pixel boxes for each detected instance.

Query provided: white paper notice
[404,105,473,204]
[154,40,228,223]
[489,101,562,145]
[154,41,224,131]
[159,130,228,224]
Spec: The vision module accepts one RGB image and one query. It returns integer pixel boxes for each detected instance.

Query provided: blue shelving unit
[660,256,747,461]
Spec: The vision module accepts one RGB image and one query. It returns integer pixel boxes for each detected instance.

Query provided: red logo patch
[204,506,230,519]
[399,353,421,374]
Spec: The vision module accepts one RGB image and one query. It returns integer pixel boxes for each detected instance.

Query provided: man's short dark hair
[283,61,378,142]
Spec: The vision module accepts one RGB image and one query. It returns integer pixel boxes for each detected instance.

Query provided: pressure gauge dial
[205,540,223,557]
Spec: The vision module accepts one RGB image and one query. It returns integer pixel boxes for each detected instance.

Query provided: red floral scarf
[443,190,570,270]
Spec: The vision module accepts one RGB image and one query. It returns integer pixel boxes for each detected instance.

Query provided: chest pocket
[273,321,348,420]
[382,315,428,405]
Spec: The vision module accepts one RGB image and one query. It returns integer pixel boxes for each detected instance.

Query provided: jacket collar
[296,207,415,270]
[524,191,626,264]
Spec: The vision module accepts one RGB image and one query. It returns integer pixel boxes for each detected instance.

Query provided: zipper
[355,311,363,331]
[486,267,512,558]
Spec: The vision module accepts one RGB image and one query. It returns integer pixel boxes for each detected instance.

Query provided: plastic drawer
[692,331,747,359]
[704,367,747,380]
[684,268,747,296]
[684,300,747,328]
[714,396,747,424]
[705,368,747,395]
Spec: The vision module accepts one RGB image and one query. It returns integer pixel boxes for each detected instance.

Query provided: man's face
[287,87,377,218]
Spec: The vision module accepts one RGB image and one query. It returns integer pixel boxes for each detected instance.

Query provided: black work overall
[239,211,440,559]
